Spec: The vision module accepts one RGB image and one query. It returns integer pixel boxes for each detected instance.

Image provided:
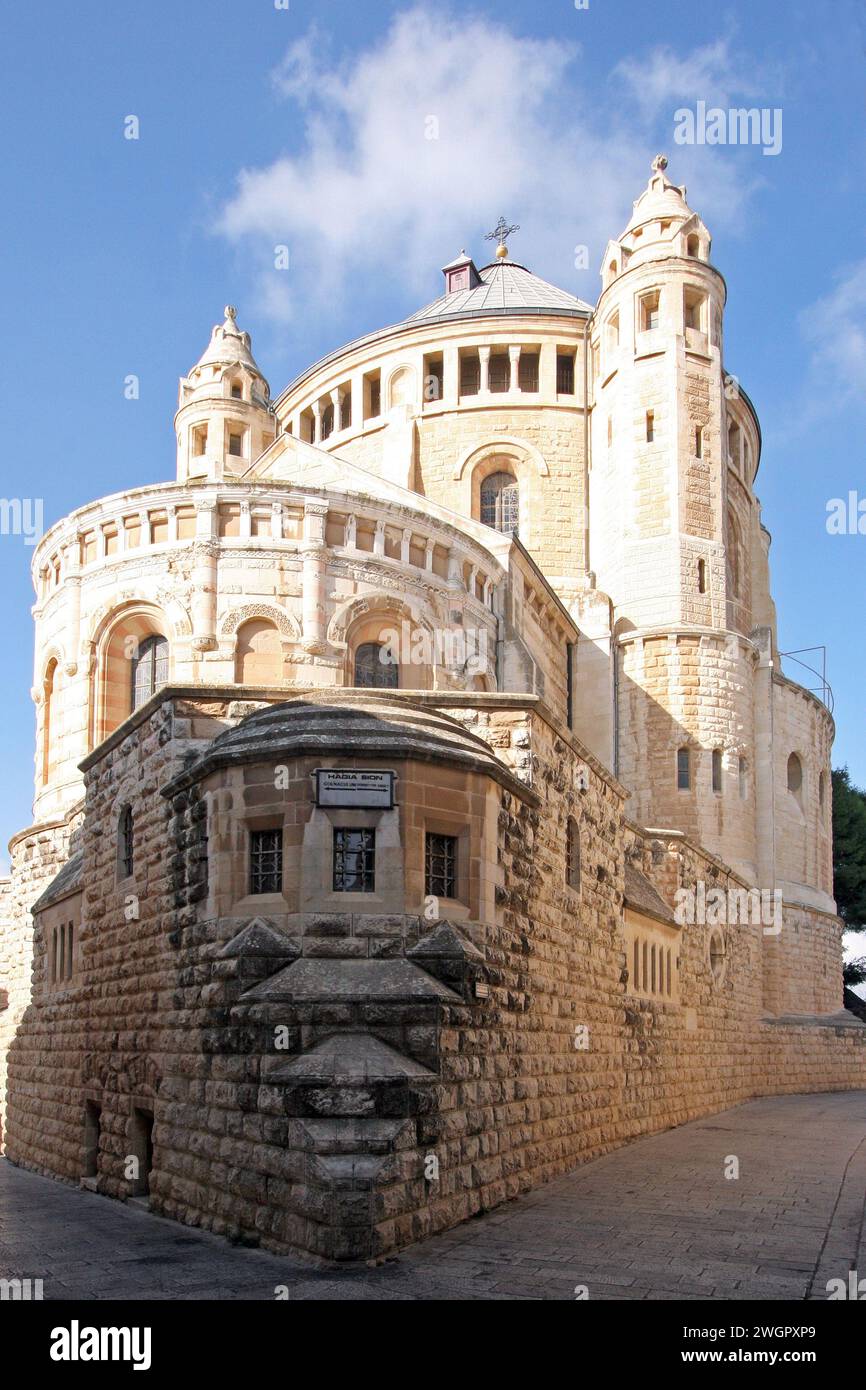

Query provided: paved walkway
[1,1091,864,1300]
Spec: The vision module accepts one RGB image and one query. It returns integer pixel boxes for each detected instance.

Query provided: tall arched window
[42,658,59,785]
[712,749,723,794]
[354,641,398,689]
[787,752,803,807]
[480,472,519,535]
[130,635,169,711]
[677,747,691,791]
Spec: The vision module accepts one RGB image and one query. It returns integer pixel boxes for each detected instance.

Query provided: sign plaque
[314,769,395,808]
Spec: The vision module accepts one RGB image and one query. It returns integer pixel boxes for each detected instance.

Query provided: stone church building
[1,157,864,1261]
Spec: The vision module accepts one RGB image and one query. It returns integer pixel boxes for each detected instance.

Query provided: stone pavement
[1,1091,864,1301]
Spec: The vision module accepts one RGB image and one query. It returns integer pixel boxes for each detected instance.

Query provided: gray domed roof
[403,259,591,326]
[163,693,531,798]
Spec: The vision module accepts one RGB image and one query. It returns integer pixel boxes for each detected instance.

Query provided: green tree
[832,768,866,987]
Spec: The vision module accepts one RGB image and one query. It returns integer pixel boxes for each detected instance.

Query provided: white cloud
[800,260,866,406]
[215,8,776,329]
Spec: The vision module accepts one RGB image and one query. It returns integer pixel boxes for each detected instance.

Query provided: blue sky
[1,0,865,867]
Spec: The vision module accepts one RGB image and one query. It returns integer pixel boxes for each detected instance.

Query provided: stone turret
[175,306,275,482]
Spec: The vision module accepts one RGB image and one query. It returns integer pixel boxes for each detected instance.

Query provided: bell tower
[175,306,274,482]
[589,157,760,882]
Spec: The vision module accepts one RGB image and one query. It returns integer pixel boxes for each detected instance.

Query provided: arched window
[118,805,134,880]
[709,929,726,984]
[130,635,168,711]
[819,770,827,815]
[354,641,398,689]
[739,756,748,800]
[321,403,334,440]
[42,658,59,785]
[480,472,519,535]
[697,558,706,594]
[235,619,282,685]
[677,747,691,791]
[712,749,723,794]
[566,816,581,890]
[787,753,803,805]
[686,233,700,257]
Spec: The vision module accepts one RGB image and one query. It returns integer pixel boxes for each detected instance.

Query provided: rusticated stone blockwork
[3,690,864,1262]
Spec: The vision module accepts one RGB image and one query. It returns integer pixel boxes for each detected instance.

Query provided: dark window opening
[84,1101,101,1178]
[556,352,575,394]
[677,747,691,791]
[129,1108,154,1197]
[480,472,519,535]
[460,352,481,396]
[333,828,375,893]
[566,816,581,890]
[354,641,398,689]
[119,805,134,880]
[518,353,539,392]
[365,372,381,419]
[426,832,457,899]
[488,354,509,393]
[250,828,283,895]
[424,356,444,403]
[131,634,169,711]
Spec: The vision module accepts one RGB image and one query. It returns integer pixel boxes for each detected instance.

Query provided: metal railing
[778,646,834,713]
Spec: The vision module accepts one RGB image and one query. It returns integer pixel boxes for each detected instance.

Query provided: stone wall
[2,689,863,1262]
[0,812,82,1150]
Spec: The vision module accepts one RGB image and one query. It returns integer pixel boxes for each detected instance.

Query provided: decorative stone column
[311,399,322,445]
[478,346,491,395]
[330,388,344,434]
[509,345,521,392]
[62,540,82,677]
[301,500,329,652]
[191,538,219,653]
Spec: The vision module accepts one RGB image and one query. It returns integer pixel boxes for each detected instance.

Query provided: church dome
[402,258,591,327]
